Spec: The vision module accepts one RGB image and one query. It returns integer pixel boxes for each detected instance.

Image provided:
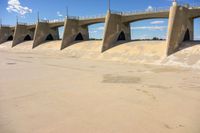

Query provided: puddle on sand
[102,74,141,84]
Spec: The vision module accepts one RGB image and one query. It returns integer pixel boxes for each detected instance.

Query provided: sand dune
[1,40,200,69]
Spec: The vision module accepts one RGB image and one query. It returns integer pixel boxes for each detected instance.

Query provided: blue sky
[0,0,200,40]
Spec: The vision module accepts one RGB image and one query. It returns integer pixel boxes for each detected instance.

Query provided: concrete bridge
[0,2,200,56]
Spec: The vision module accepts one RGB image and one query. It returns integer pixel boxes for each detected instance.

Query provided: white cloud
[97,26,104,30]
[89,30,98,34]
[57,11,63,17]
[6,0,32,16]
[131,26,167,31]
[146,6,154,12]
[150,20,165,25]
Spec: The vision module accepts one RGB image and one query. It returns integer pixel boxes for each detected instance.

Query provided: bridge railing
[111,10,122,15]
[0,24,12,28]
[121,7,169,16]
[79,14,105,20]
[187,2,200,9]
[49,19,64,23]
[40,19,49,23]
[67,16,80,20]
[28,22,36,25]
[17,22,28,25]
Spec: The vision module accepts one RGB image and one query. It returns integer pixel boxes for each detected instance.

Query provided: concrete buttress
[0,26,14,44]
[61,19,89,50]
[12,24,35,47]
[102,11,131,52]
[166,5,194,55]
[33,22,59,48]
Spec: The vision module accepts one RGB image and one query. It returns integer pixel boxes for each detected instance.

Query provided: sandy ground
[0,41,200,133]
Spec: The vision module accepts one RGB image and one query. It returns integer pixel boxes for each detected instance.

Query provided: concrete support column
[33,22,59,48]
[166,5,193,55]
[61,19,89,50]
[0,27,14,44]
[12,24,35,47]
[102,11,131,52]
[188,18,194,40]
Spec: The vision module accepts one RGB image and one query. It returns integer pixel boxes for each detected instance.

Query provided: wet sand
[0,41,200,133]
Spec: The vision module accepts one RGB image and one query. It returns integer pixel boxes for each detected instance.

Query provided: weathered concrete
[61,18,105,50]
[166,4,194,55]
[12,24,35,47]
[102,11,131,52]
[122,11,169,23]
[33,22,60,48]
[0,26,14,44]
[102,11,169,52]
[61,19,89,50]
[1,2,200,56]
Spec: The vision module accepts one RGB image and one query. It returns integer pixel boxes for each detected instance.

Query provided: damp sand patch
[6,62,16,65]
[151,67,188,73]
[102,74,141,84]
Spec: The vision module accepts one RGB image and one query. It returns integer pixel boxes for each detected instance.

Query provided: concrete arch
[7,35,13,41]
[24,35,32,41]
[124,17,169,24]
[130,18,168,40]
[46,34,54,41]
[117,31,126,41]
[75,33,84,41]
[122,12,169,23]
[88,23,105,40]
[183,29,190,41]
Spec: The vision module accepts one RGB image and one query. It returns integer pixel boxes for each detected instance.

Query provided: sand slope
[1,40,200,69]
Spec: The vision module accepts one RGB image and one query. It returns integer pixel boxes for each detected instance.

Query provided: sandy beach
[0,41,200,133]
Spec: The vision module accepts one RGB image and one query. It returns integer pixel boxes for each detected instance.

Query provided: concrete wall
[33,22,59,48]
[166,5,194,55]
[102,11,131,52]
[122,11,169,23]
[12,24,35,47]
[61,19,89,50]
[0,27,14,44]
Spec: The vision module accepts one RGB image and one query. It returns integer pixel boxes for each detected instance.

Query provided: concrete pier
[0,26,14,44]
[61,17,105,50]
[33,22,60,48]
[61,19,89,50]
[102,11,131,52]
[12,24,35,47]
[166,4,194,55]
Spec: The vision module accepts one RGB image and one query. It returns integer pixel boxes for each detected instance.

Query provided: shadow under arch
[46,34,54,41]
[75,33,84,41]
[183,29,190,41]
[117,31,126,41]
[24,35,32,41]
[7,35,13,41]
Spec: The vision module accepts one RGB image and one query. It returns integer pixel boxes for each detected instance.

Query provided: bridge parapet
[67,16,79,20]
[110,10,122,15]
[40,19,49,23]
[121,7,169,16]
[79,14,105,20]
[0,24,12,28]
[188,3,200,9]
[49,19,64,23]
[17,22,28,25]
